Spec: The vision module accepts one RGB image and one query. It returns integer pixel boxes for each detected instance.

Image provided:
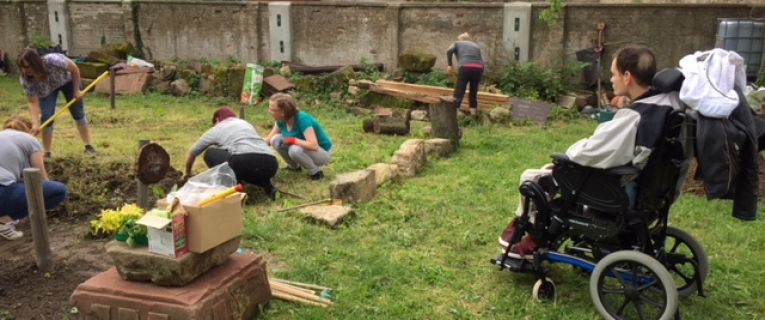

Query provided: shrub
[498,62,585,101]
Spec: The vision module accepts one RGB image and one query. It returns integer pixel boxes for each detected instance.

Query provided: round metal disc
[136,143,170,184]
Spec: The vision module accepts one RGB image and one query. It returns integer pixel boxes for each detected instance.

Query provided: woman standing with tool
[446,32,484,115]
[17,48,96,157]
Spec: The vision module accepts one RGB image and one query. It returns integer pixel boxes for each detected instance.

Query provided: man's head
[610,45,656,100]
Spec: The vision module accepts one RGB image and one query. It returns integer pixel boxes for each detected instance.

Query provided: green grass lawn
[1,75,763,319]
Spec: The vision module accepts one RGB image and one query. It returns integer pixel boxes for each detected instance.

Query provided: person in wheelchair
[499,45,676,260]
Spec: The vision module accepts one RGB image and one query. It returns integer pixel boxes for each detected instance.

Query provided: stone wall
[1,0,764,74]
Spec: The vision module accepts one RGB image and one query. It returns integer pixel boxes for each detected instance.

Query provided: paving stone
[366,163,398,187]
[106,236,240,286]
[391,139,426,177]
[299,205,354,227]
[70,253,271,320]
[329,169,376,203]
[424,138,453,157]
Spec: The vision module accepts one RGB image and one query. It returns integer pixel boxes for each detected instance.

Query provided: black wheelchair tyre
[663,226,709,298]
[590,251,679,320]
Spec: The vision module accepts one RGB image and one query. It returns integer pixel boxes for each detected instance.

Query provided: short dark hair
[270,93,298,120]
[613,45,656,87]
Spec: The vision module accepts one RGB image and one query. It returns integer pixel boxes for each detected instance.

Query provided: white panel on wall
[269,2,291,62]
[503,2,531,63]
[47,0,70,50]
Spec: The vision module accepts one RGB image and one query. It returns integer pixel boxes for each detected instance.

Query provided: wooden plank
[376,80,509,102]
[368,85,441,104]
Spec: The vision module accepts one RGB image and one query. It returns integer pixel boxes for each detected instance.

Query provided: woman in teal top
[265,93,332,180]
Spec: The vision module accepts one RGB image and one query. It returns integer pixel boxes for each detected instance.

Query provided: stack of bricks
[70,249,272,319]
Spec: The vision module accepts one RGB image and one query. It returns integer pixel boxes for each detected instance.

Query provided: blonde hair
[269,93,299,119]
[458,32,471,41]
[4,116,33,133]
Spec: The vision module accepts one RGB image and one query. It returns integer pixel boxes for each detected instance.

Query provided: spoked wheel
[532,277,556,302]
[590,251,678,320]
[663,226,708,298]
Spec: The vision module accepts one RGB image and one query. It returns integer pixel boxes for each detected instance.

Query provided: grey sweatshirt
[189,118,274,157]
[446,41,483,68]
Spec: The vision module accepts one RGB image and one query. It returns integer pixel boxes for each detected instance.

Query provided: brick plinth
[70,253,271,319]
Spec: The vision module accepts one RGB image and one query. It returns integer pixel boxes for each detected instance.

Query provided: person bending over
[446,32,484,115]
[265,93,333,181]
[17,48,96,157]
[0,116,67,240]
[183,107,279,200]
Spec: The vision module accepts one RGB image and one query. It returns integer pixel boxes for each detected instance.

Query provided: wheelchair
[490,69,708,320]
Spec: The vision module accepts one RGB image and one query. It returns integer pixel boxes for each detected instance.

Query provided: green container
[115,233,149,246]
[594,109,615,123]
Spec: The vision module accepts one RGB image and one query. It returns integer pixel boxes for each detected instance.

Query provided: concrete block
[329,169,376,203]
[424,138,453,157]
[70,253,271,320]
[391,139,426,177]
[106,237,240,287]
[299,205,354,227]
[366,163,398,186]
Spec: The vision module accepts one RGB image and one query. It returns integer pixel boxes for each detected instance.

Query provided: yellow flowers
[89,203,144,235]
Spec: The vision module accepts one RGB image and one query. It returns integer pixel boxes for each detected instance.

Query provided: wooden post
[429,96,460,149]
[110,67,116,109]
[23,168,52,273]
[137,140,150,210]
[239,104,246,120]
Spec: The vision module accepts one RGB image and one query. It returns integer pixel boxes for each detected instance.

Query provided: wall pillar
[268,2,291,62]
[503,2,531,63]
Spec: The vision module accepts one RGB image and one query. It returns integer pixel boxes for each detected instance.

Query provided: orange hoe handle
[198,184,244,207]
[39,70,110,131]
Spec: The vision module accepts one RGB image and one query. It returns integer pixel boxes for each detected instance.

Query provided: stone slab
[511,99,552,125]
[106,236,240,286]
[424,138,453,157]
[70,253,271,320]
[299,205,354,227]
[366,163,398,187]
[329,169,376,203]
[391,139,426,177]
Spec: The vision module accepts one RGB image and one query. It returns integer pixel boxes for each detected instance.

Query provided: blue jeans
[39,80,87,133]
[0,181,67,219]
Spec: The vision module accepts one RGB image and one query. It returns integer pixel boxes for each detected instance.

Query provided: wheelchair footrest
[490,254,536,272]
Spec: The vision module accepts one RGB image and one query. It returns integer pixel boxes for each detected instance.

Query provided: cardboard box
[137,214,189,258]
[158,193,245,254]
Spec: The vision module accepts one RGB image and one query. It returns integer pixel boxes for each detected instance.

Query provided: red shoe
[498,219,518,249]
[507,235,537,260]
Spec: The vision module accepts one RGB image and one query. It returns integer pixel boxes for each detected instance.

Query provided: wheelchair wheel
[590,251,678,320]
[664,226,708,298]
[532,277,556,302]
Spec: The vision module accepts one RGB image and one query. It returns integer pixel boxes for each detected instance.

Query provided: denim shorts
[39,80,87,132]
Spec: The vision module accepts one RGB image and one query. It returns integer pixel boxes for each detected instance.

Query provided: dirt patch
[681,157,765,199]
[0,157,182,319]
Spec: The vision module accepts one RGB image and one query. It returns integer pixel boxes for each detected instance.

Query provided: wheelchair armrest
[551,153,640,176]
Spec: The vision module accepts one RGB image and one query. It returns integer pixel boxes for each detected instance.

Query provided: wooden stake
[23,168,52,273]
[270,281,334,305]
[136,140,150,210]
[271,278,332,291]
[274,198,332,213]
[271,291,327,308]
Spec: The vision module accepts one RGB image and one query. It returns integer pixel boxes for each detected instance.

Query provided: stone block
[77,62,109,79]
[511,99,552,125]
[410,110,428,121]
[391,139,426,177]
[329,169,376,203]
[398,50,436,73]
[424,138,453,157]
[106,237,240,286]
[489,106,512,123]
[366,163,398,186]
[170,79,191,97]
[70,253,271,320]
[299,205,354,227]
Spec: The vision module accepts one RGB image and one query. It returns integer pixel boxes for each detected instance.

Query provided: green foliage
[357,59,382,82]
[498,62,585,101]
[30,34,53,49]
[116,218,147,247]
[401,70,453,87]
[540,0,564,28]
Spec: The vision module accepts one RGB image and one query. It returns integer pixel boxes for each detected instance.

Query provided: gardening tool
[39,70,110,131]
[268,278,334,307]
[274,198,343,213]
[197,183,244,207]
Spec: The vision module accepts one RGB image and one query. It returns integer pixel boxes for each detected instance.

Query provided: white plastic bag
[166,163,237,206]
[127,55,155,69]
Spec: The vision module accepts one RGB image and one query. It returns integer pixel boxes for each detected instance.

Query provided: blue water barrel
[716,18,765,78]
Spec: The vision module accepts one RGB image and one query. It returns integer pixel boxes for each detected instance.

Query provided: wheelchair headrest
[652,68,685,93]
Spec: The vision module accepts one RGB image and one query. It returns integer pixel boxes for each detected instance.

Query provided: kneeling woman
[183,107,279,199]
[265,93,333,180]
[0,116,67,240]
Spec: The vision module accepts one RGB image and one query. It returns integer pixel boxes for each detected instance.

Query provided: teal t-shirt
[277,111,333,151]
